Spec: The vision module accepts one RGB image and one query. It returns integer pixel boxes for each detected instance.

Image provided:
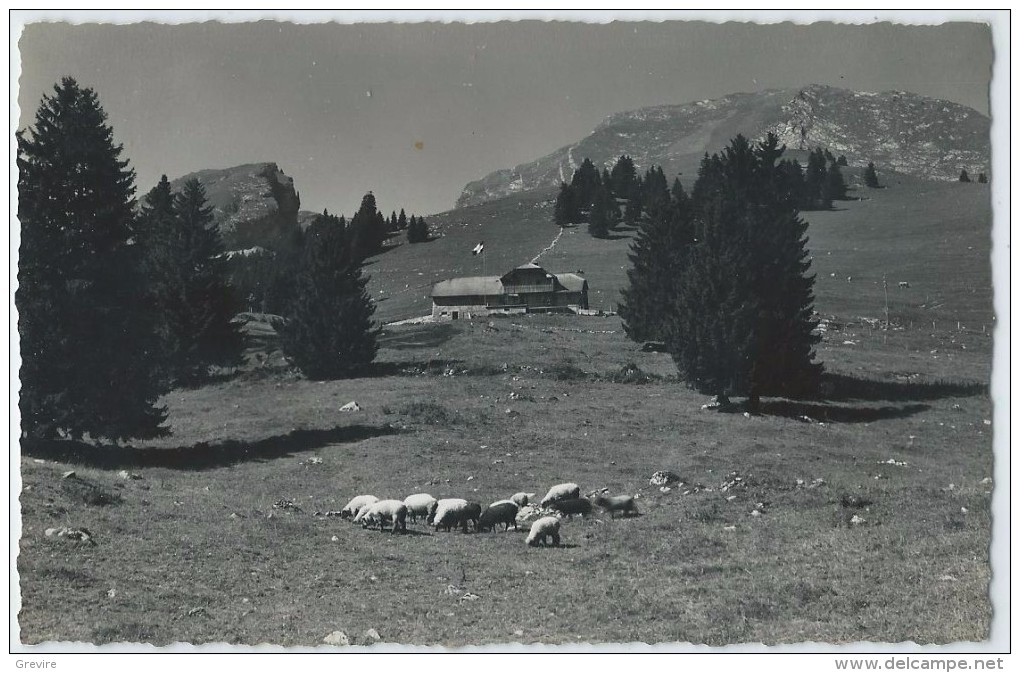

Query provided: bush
[607,362,659,384]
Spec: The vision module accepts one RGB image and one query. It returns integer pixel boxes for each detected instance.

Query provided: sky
[15,13,995,217]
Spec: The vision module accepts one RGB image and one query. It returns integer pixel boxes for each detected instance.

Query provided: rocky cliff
[168,162,301,252]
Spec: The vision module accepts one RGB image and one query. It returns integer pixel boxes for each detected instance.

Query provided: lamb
[593,494,639,519]
[526,516,561,547]
[511,492,535,507]
[402,493,437,523]
[477,500,520,532]
[432,498,481,532]
[548,497,593,519]
[341,495,379,519]
[540,482,581,507]
[360,499,408,533]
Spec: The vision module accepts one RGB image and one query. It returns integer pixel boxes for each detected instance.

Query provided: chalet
[431,263,589,320]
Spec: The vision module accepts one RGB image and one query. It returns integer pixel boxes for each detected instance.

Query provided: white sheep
[511,492,535,507]
[540,482,580,507]
[403,493,437,523]
[432,498,480,532]
[360,499,408,533]
[341,495,379,519]
[526,516,561,547]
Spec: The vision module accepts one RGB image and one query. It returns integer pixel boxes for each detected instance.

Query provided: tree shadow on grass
[378,322,457,350]
[757,400,930,424]
[21,424,402,471]
[819,372,987,402]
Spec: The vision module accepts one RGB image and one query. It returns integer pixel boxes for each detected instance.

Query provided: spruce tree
[978,172,988,184]
[959,169,971,183]
[620,180,693,343]
[348,192,383,259]
[804,147,830,209]
[662,133,821,407]
[17,77,168,440]
[864,162,881,188]
[588,181,613,238]
[554,182,580,225]
[570,158,600,211]
[279,212,380,379]
[397,208,408,230]
[825,160,848,202]
[610,155,638,199]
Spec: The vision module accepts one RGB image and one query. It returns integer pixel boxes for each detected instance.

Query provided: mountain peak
[457,86,989,208]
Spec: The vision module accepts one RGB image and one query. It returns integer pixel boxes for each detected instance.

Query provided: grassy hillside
[367,173,993,334]
[16,173,996,647]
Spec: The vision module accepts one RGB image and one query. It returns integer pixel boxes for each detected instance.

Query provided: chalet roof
[554,273,587,293]
[431,276,504,297]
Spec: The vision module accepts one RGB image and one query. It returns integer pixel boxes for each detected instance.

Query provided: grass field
[16,176,996,647]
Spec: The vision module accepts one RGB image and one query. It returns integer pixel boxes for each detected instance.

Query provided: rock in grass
[360,628,381,645]
[339,401,361,412]
[323,630,350,646]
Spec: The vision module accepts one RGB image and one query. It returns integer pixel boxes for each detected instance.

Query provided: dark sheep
[477,500,520,532]
[549,497,593,519]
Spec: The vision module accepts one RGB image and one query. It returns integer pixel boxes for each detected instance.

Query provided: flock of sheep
[338,482,639,547]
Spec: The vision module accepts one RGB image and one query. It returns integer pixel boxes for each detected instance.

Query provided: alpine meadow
[13,18,1000,651]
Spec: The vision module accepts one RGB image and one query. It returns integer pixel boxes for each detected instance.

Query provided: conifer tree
[959,169,971,183]
[279,212,380,379]
[554,182,580,225]
[619,179,693,343]
[978,172,988,184]
[347,192,383,259]
[864,162,881,188]
[825,160,848,202]
[588,180,614,238]
[610,155,638,199]
[662,133,821,407]
[570,158,600,211]
[804,147,830,209]
[397,208,408,230]
[16,77,168,440]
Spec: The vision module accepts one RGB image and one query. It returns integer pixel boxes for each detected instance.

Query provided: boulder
[323,630,350,646]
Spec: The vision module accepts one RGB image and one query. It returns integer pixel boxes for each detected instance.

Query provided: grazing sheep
[360,499,408,533]
[548,497,593,519]
[526,516,561,547]
[511,492,535,507]
[433,498,481,532]
[478,500,520,532]
[341,495,379,519]
[540,482,580,507]
[403,493,437,523]
[593,494,639,519]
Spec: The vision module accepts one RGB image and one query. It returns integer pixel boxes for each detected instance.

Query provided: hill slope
[368,174,993,334]
[457,85,990,208]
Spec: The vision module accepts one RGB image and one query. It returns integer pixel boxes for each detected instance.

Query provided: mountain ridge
[456,84,990,208]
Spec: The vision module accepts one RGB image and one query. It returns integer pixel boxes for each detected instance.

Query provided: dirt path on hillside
[530,226,565,264]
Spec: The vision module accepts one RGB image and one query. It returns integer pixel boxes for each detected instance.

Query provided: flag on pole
[472,242,485,256]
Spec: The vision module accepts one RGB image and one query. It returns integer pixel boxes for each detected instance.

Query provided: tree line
[554,147,867,239]
[16,78,410,441]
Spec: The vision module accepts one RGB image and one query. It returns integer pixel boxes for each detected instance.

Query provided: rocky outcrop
[168,162,301,252]
[457,85,991,207]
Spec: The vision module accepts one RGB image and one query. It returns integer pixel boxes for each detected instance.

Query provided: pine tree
[570,158,600,212]
[389,211,398,232]
[554,182,580,225]
[978,172,988,184]
[864,162,881,188]
[610,155,638,199]
[837,155,848,166]
[662,133,821,407]
[804,148,831,209]
[959,169,971,183]
[619,180,693,343]
[825,160,848,202]
[407,215,429,243]
[588,181,614,238]
[138,176,243,384]
[16,77,168,440]
[347,192,383,259]
[397,208,408,230]
[279,212,380,379]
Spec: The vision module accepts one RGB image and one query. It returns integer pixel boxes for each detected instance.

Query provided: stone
[339,401,361,412]
[360,628,381,645]
[323,630,350,646]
